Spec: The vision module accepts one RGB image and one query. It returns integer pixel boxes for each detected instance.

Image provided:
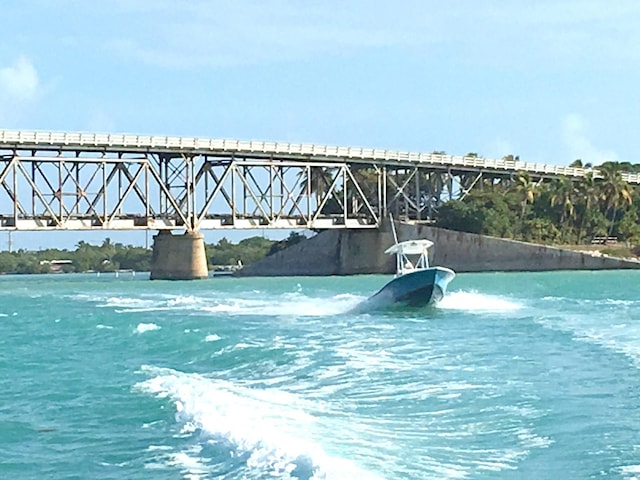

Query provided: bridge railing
[1,130,638,184]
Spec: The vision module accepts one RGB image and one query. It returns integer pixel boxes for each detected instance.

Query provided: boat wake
[135,366,383,480]
[88,292,365,317]
[535,310,640,368]
[201,293,364,317]
[437,290,523,313]
[86,289,527,319]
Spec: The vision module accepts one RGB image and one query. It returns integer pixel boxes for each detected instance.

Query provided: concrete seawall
[236,222,640,276]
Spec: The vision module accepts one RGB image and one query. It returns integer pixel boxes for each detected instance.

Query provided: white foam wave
[202,303,242,313]
[82,289,364,318]
[147,445,173,452]
[538,316,640,367]
[166,295,202,307]
[202,293,364,317]
[101,296,156,308]
[168,448,208,480]
[543,296,639,307]
[96,324,113,330]
[204,334,221,342]
[437,291,523,313]
[117,307,176,313]
[98,294,205,313]
[135,322,161,334]
[135,366,383,480]
[619,464,640,479]
[515,427,553,449]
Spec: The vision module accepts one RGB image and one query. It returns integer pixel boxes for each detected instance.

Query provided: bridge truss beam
[2,130,638,232]
[0,148,468,231]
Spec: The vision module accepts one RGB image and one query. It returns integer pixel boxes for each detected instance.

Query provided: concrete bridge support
[236,221,640,276]
[150,230,208,280]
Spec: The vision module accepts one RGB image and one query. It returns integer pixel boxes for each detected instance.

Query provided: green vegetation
[207,232,306,268]
[435,160,640,247]
[0,239,152,274]
[207,236,272,267]
[0,233,307,275]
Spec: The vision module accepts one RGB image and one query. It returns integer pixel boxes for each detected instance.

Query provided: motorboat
[351,232,455,312]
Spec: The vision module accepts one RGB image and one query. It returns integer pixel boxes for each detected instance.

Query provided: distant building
[39,259,73,273]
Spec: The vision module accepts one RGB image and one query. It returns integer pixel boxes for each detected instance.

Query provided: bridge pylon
[149,230,208,280]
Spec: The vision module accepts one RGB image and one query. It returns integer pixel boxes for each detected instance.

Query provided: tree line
[0,239,153,274]
[0,232,307,275]
[435,160,639,247]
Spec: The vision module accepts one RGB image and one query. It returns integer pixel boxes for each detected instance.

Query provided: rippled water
[1,271,639,479]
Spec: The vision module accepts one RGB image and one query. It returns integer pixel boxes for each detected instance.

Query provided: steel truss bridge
[0,130,638,232]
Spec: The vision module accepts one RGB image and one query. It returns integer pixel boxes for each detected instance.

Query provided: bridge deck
[2,130,637,183]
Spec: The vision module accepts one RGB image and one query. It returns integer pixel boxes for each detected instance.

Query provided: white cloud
[0,56,40,102]
[562,113,620,164]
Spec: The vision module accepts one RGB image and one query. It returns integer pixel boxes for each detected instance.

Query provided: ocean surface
[1,270,640,479]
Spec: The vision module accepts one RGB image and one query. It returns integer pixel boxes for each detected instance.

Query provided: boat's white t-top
[384,239,434,276]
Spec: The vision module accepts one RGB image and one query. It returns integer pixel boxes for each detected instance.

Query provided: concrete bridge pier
[235,221,640,276]
[150,230,208,280]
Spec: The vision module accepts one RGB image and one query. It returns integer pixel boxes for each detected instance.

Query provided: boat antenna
[389,213,398,244]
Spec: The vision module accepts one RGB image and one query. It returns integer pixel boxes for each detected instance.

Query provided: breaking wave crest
[135,366,383,480]
[437,291,523,313]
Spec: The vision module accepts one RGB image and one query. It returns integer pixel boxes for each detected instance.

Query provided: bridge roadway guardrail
[1,130,639,184]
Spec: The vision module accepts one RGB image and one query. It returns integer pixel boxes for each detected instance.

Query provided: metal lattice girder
[2,129,635,231]
[0,151,384,231]
[0,152,189,230]
[383,167,454,220]
[194,159,380,230]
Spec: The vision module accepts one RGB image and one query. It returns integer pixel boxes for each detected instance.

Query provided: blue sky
[2,0,639,249]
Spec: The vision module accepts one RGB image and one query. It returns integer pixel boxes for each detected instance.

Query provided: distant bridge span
[0,129,637,232]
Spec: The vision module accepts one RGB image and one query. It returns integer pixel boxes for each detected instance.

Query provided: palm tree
[575,172,600,243]
[298,166,334,206]
[351,166,379,200]
[548,177,577,242]
[349,166,380,215]
[512,171,537,223]
[569,159,593,169]
[599,163,633,237]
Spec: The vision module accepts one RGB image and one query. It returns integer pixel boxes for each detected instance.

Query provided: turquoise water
[1,271,640,479]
